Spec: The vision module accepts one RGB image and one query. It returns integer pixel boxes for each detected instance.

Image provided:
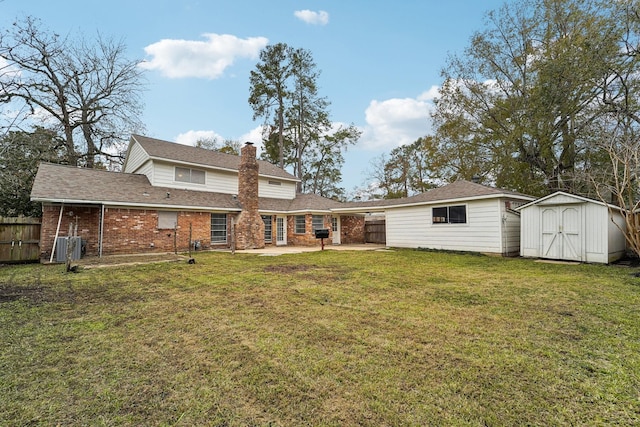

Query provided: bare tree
[0,16,145,168]
[590,117,640,256]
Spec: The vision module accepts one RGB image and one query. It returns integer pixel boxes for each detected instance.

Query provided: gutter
[332,193,535,213]
[32,198,242,212]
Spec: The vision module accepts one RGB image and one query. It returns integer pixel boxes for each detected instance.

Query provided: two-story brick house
[31,134,365,260]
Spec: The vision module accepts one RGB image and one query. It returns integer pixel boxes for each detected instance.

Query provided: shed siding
[502,208,521,255]
[584,203,605,262]
[519,192,627,264]
[385,199,504,253]
[123,142,149,174]
[537,193,583,205]
[258,178,296,199]
[520,206,540,258]
[608,211,627,262]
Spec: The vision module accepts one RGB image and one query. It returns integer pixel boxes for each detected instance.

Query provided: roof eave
[32,197,242,212]
[334,193,534,212]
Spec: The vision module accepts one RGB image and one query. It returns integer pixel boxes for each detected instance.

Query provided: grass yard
[1,249,639,426]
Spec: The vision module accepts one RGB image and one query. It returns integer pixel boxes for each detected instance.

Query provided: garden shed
[519,192,627,264]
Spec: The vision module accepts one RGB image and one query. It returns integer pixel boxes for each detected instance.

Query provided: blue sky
[1,0,504,194]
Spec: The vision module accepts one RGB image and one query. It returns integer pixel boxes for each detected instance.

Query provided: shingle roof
[337,180,534,211]
[258,193,344,213]
[31,163,242,210]
[31,163,343,212]
[129,134,298,181]
[31,164,534,215]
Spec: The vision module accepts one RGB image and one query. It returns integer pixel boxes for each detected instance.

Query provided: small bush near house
[0,249,639,426]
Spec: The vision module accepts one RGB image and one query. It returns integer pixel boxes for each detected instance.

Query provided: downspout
[99,204,105,258]
[49,203,64,263]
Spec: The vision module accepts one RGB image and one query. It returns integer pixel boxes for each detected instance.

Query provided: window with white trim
[432,205,467,224]
[262,215,273,243]
[295,215,306,234]
[175,166,205,184]
[211,214,227,243]
[312,215,324,231]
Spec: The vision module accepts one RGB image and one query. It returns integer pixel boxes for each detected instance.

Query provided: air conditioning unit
[56,237,83,262]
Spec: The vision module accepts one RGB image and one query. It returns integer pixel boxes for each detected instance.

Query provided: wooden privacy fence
[0,217,41,263]
[365,219,386,244]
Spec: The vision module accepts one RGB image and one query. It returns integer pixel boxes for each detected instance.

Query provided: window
[262,215,273,243]
[175,167,205,184]
[158,211,177,229]
[432,205,466,224]
[331,217,338,232]
[295,215,306,234]
[312,215,324,231]
[268,180,281,186]
[211,214,227,243]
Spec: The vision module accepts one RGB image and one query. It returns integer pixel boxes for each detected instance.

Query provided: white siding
[502,205,522,256]
[136,161,154,183]
[608,210,627,262]
[520,205,540,258]
[123,141,149,174]
[258,178,296,199]
[152,161,238,194]
[385,199,505,254]
[584,202,606,263]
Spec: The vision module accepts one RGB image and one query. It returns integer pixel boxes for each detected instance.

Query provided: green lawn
[1,249,639,426]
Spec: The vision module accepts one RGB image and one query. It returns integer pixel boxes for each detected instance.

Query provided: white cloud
[140,33,268,79]
[358,94,435,151]
[417,85,440,102]
[294,10,329,25]
[175,127,266,156]
[239,125,263,145]
[175,130,225,145]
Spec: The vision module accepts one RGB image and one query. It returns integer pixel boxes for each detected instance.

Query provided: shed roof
[127,134,298,182]
[516,191,622,211]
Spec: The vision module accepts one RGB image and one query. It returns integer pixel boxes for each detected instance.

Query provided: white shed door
[541,206,582,261]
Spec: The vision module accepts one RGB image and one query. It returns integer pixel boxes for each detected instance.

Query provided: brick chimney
[235,142,265,249]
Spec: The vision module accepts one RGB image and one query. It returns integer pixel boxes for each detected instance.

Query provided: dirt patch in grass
[263,264,316,273]
[76,253,189,268]
[0,283,46,303]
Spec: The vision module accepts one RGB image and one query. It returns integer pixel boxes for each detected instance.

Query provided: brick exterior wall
[340,215,366,244]
[101,209,214,255]
[286,214,332,246]
[40,205,101,261]
[39,204,221,260]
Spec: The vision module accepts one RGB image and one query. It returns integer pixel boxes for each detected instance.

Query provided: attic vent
[268,180,281,186]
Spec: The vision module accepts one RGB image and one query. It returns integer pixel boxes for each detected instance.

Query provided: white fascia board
[515,191,623,212]
[260,173,301,183]
[333,193,534,213]
[285,209,334,215]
